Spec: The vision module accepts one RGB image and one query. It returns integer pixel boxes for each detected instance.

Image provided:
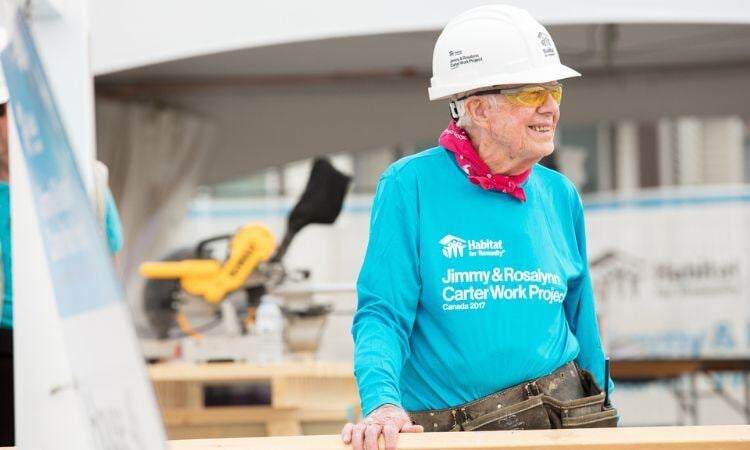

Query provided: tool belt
[408,361,617,431]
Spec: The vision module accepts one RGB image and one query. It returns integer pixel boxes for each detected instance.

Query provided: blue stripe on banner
[187,203,373,219]
[185,192,750,219]
[188,206,290,219]
[1,11,122,317]
[584,192,750,211]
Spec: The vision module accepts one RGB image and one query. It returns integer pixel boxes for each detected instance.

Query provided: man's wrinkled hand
[341,404,424,450]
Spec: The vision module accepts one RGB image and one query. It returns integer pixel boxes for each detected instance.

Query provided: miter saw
[139,158,351,362]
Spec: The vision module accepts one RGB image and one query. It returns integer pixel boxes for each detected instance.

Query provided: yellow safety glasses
[467,83,563,107]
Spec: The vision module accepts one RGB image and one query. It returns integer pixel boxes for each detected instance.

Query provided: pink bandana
[438,121,531,202]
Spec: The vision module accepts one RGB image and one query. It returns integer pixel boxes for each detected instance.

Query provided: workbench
[149,361,359,439]
[611,358,750,425]
[150,358,750,439]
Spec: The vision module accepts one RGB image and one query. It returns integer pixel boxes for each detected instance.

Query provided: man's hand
[341,404,424,450]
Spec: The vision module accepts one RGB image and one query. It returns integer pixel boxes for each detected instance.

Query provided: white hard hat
[428,5,581,101]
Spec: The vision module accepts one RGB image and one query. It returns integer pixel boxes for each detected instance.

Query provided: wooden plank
[698,359,750,372]
[166,423,268,440]
[3,425,749,449]
[162,407,351,426]
[611,360,701,379]
[150,361,354,382]
[151,359,750,384]
[167,425,750,449]
[153,380,204,409]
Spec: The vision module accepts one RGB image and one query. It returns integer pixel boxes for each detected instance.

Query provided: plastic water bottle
[255,295,284,363]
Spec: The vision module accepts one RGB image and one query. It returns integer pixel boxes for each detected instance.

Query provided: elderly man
[342,5,616,450]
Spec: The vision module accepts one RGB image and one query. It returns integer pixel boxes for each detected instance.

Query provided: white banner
[2,9,166,449]
[586,188,750,359]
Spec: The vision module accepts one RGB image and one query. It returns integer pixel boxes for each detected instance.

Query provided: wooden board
[149,361,355,382]
[611,359,750,379]
[166,425,750,449]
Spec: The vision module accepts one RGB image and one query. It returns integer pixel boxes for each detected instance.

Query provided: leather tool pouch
[542,368,618,429]
[462,396,551,431]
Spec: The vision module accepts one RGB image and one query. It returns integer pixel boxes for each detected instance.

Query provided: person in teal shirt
[0,184,123,329]
[0,83,124,446]
[342,6,615,450]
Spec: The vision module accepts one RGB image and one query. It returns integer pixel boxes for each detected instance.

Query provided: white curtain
[96,98,215,331]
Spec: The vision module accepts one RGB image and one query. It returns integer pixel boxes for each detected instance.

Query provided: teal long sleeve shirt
[352,147,613,416]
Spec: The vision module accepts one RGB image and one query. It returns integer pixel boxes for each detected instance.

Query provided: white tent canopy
[91,0,750,76]
[92,1,750,185]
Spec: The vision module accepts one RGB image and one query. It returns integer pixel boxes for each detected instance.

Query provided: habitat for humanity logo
[440,235,466,258]
[440,234,505,258]
[537,32,556,57]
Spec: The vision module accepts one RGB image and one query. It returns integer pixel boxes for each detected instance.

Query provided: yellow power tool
[140,225,275,304]
[140,158,351,340]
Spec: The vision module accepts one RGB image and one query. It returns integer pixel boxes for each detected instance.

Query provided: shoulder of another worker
[0,181,8,206]
[531,163,584,208]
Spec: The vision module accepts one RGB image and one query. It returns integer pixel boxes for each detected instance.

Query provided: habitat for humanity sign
[1,10,166,449]
[585,190,750,359]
